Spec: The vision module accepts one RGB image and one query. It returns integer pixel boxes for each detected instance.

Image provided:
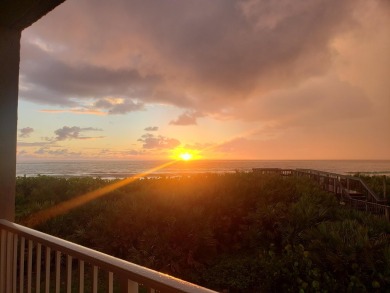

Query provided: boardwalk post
[385,206,390,222]
[253,168,388,221]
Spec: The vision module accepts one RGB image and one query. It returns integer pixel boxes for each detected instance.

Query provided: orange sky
[16,0,390,161]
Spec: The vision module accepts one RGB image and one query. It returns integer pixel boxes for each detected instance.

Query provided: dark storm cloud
[21,0,364,109]
[20,42,161,106]
[235,76,372,124]
[20,0,390,161]
[103,0,359,101]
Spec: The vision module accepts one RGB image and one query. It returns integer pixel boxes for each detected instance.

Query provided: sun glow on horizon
[171,147,201,161]
[179,152,193,161]
[23,129,267,227]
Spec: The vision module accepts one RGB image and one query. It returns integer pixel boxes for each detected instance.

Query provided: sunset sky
[17,0,390,161]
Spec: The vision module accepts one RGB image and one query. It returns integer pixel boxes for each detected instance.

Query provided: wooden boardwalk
[253,168,390,221]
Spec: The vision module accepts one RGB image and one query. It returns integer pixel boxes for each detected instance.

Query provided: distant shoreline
[16,159,390,179]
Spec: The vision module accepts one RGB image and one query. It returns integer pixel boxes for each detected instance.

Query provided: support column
[0,26,21,221]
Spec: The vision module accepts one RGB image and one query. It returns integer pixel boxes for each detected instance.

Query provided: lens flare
[24,160,177,227]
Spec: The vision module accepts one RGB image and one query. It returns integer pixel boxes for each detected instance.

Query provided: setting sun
[171,147,201,161]
[179,153,193,161]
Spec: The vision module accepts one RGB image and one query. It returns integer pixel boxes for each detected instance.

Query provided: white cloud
[19,127,34,138]
[144,126,159,131]
[138,134,180,149]
[54,126,103,141]
[169,111,203,126]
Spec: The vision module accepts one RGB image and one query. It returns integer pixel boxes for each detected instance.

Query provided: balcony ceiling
[0,0,66,30]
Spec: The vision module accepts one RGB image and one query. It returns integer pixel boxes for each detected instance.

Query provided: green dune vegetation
[353,173,390,201]
[16,173,390,292]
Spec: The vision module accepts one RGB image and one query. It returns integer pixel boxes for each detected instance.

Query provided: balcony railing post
[385,207,390,222]
[6,232,14,293]
[55,251,61,293]
[13,234,18,292]
[0,229,6,292]
[36,243,42,293]
[66,255,72,293]
[120,277,138,293]
[45,247,51,293]
[79,260,85,293]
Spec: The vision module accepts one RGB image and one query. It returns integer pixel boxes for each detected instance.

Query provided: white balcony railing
[0,219,217,293]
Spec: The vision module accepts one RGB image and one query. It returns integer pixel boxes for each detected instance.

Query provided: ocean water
[16,160,390,179]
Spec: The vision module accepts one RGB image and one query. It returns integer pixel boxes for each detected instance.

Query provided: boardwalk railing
[0,219,217,293]
[253,168,390,221]
[294,169,387,203]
